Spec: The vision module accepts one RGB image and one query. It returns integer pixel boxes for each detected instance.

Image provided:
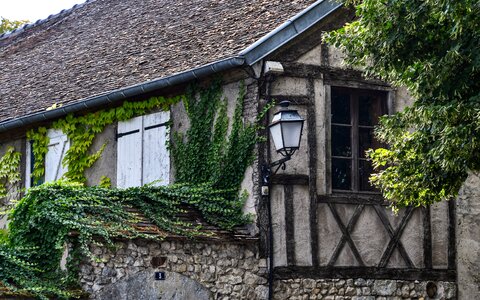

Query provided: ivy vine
[26,128,49,185]
[172,80,260,190]
[0,147,21,200]
[0,79,263,298]
[26,96,181,184]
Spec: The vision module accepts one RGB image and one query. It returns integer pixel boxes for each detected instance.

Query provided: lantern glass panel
[281,121,302,148]
[269,122,284,151]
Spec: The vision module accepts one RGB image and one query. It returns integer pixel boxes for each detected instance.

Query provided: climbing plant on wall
[1,79,262,298]
[0,147,21,201]
[26,95,180,184]
[172,80,258,189]
[0,147,21,205]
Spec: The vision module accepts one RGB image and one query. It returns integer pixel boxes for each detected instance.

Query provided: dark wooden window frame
[330,86,388,193]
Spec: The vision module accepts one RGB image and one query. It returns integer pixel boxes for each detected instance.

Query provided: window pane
[332,158,352,190]
[359,127,373,158]
[358,94,386,126]
[359,160,377,191]
[332,92,350,124]
[332,125,351,157]
[359,127,383,158]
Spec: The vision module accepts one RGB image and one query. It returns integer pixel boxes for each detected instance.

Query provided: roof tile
[0,0,317,123]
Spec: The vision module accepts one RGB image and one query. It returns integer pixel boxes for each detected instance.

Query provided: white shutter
[143,111,170,186]
[117,111,170,188]
[117,115,143,188]
[44,129,69,182]
[25,140,32,188]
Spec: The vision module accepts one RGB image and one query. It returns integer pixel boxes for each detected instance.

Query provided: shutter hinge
[116,129,140,140]
[144,122,168,131]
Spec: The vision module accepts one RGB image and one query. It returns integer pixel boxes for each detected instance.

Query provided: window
[116,111,170,188]
[26,128,70,188]
[331,86,387,192]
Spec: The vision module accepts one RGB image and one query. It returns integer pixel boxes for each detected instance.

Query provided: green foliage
[327,0,480,209]
[98,176,111,188]
[27,128,49,185]
[171,80,260,227]
[53,96,180,182]
[1,79,260,298]
[0,147,21,199]
[0,17,28,34]
[23,96,181,184]
[2,179,252,298]
[172,80,258,190]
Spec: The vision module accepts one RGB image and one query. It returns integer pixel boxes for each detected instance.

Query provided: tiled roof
[128,205,256,242]
[0,0,317,124]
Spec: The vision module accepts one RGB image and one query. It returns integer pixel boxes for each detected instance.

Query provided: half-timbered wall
[263,39,456,284]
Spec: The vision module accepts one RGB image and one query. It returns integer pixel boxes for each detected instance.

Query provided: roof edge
[0,0,92,41]
[0,0,344,133]
[239,0,343,65]
[0,56,245,134]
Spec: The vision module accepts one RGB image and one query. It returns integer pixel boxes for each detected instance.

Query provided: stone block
[372,280,396,296]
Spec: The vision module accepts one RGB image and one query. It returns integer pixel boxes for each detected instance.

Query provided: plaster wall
[271,184,287,267]
[271,77,309,97]
[327,45,348,69]
[456,172,480,299]
[85,124,117,187]
[296,44,322,66]
[265,37,450,272]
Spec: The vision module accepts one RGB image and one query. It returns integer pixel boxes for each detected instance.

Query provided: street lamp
[262,100,304,300]
[263,101,304,182]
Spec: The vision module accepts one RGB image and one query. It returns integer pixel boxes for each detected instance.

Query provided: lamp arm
[261,154,291,185]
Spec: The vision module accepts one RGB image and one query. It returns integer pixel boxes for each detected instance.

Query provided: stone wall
[274,278,456,300]
[79,238,457,300]
[79,239,268,299]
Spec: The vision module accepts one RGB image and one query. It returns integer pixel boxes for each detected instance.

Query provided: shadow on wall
[95,270,212,300]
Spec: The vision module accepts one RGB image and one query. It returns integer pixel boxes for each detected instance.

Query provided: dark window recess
[332,93,351,124]
[332,126,351,157]
[332,158,352,190]
[331,87,387,192]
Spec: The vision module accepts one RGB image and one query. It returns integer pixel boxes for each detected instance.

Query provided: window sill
[318,192,387,205]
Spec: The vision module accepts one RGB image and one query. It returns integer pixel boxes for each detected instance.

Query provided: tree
[327,0,480,210]
[0,17,28,34]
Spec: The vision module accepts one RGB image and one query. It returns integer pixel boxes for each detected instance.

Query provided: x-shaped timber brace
[327,203,415,268]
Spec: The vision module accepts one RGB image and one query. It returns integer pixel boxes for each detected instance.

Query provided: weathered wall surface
[78,238,456,300]
[85,124,117,187]
[456,172,480,299]
[274,278,456,300]
[264,39,444,270]
[80,239,268,299]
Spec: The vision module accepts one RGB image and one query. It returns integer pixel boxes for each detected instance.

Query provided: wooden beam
[374,205,414,268]
[271,174,309,186]
[280,62,390,88]
[423,206,433,269]
[327,203,365,266]
[284,185,296,266]
[448,200,456,270]
[274,266,456,282]
[318,194,386,205]
[269,95,312,106]
[307,78,320,267]
[328,204,365,266]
